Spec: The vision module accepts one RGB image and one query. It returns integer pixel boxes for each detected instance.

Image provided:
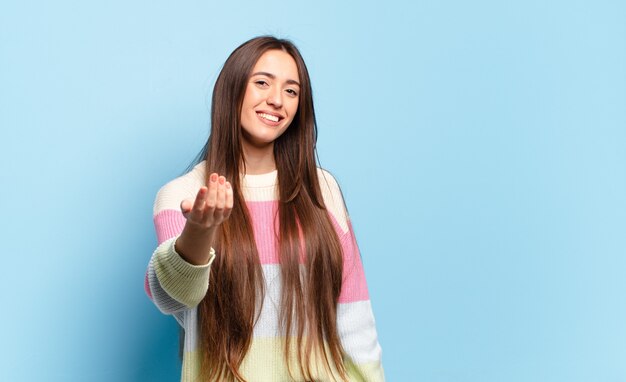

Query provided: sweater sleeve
[337,222,385,381]
[144,165,216,314]
[147,237,215,312]
[317,169,385,381]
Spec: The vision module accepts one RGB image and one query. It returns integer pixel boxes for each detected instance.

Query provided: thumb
[180,199,192,218]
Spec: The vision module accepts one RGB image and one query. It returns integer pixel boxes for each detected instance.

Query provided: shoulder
[317,168,350,233]
[153,162,206,216]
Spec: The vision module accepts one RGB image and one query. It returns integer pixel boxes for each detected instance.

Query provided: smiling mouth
[257,112,282,122]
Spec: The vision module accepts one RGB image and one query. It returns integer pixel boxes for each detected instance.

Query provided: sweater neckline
[241,170,277,188]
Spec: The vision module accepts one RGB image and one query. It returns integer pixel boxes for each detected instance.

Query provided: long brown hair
[195,36,347,381]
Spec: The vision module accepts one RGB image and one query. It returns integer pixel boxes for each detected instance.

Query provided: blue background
[1,0,625,381]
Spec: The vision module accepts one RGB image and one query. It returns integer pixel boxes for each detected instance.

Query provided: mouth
[256,112,284,125]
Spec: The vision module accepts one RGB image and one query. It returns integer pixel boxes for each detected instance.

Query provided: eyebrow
[251,71,301,87]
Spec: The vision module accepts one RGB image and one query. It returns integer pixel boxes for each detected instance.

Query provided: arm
[336,221,385,381]
[145,171,233,314]
[318,169,385,381]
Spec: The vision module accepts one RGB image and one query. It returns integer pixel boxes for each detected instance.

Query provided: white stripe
[153,163,204,215]
[337,300,382,363]
[183,306,199,351]
[152,164,351,232]
[317,168,349,233]
[254,265,284,337]
[254,266,381,364]
[177,264,381,364]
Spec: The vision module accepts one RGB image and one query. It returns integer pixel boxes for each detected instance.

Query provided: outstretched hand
[180,173,234,230]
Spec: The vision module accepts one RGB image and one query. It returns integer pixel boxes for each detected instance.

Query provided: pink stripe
[248,201,369,303]
[152,202,368,303]
[247,201,280,264]
[337,220,369,303]
[154,209,186,245]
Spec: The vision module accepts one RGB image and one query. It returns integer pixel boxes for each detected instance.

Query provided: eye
[286,88,298,96]
[255,80,269,87]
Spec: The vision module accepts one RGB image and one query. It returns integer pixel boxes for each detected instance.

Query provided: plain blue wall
[1,0,625,381]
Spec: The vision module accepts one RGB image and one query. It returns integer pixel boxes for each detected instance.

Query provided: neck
[241,140,276,175]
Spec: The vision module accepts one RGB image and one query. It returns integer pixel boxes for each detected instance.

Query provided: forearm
[146,168,231,312]
[174,223,217,265]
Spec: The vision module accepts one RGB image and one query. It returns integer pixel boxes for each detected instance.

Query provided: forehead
[252,50,300,82]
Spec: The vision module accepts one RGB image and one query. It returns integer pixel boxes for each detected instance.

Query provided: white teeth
[258,112,279,122]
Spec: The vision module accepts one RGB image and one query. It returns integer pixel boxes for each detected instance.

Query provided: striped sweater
[145,161,385,381]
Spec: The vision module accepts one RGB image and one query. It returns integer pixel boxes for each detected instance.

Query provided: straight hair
[194,36,348,382]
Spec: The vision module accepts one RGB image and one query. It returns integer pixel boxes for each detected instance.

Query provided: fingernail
[226,182,231,189]
[219,176,225,185]
[210,173,218,182]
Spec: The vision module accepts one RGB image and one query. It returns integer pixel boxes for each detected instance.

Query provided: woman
[145,36,384,382]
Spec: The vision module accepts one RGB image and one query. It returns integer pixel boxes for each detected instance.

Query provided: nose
[266,87,283,108]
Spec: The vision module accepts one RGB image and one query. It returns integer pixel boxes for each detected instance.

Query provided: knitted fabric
[145,162,384,381]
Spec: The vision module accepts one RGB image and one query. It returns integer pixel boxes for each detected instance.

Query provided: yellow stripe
[181,337,384,382]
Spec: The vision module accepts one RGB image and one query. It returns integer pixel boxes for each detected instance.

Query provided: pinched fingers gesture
[180,173,234,229]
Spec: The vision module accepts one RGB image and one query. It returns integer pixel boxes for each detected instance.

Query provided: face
[240,49,300,149]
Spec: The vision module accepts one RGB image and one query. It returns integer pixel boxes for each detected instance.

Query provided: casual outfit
[145,161,385,381]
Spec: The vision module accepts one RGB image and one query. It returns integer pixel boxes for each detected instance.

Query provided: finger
[216,176,226,210]
[190,186,208,221]
[180,199,193,218]
[223,181,234,219]
[204,173,218,213]
[212,176,227,222]
[191,187,207,210]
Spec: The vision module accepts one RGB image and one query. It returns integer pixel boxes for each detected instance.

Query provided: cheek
[289,99,299,116]
[242,86,259,107]
[286,103,298,120]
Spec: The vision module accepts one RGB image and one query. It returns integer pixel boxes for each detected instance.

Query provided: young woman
[145,36,385,382]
